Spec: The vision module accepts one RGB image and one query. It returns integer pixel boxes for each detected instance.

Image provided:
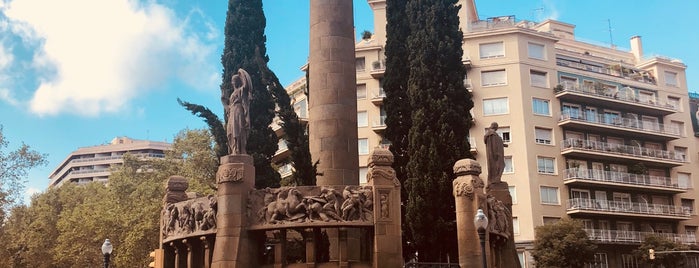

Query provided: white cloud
[2,0,219,117]
[23,187,41,204]
[0,88,19,106]
[539,0,560,21]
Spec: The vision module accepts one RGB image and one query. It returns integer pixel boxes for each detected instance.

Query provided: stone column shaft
[309,0,359,185]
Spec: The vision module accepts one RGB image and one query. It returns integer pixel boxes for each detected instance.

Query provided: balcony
[567,198,691,220]
[583,229,696,245]
[556,58,656,85]
[555,82,677,116]
[464,78,473,93]
[558,112,681,141]
[561,139,687,167]
[372,116,387,133]
[563,168,687,193]
[273,140,290,162]
[468,137,477,154]
[370,89,385,105]
[370,61,385,78]
[278,163,293,179]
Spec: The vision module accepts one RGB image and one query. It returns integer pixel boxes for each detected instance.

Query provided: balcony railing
[563,168,687,190]
[567,198,691,218]
[561,139,687,163]
[583,228,696,245]
[559,112,681,137]
[275,140,288,155]
[70,153,164,164]
[556,81,677,111]
[556,58,656,85]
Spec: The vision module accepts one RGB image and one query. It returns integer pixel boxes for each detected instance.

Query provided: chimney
[458,0,479,33]
[630,36,643,63]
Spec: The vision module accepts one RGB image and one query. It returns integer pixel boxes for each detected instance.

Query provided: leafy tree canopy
[634,234,689,267]
[531,218,597,268]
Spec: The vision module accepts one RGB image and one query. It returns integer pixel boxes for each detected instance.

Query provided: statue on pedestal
[224,68,253,155]
[484,122,507,185]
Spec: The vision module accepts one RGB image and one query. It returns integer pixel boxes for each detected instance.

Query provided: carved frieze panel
[162,195,217,242]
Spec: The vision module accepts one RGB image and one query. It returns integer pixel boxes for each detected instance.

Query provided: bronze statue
[224,68,253,155]
[484,122,507,185]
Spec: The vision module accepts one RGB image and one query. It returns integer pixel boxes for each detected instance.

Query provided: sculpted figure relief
[223,68,253,155]
[484,122,507,185]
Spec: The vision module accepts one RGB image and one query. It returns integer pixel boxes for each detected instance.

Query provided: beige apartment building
[276,0,699,266]
[49,137,171,187]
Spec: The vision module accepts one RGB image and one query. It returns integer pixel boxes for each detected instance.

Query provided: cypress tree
[403,0,473,262]
[382,0,413,259]
[219,0,285,188]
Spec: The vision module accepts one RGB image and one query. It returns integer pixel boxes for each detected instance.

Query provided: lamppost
[101,239,113,268]
[474,209,489,268]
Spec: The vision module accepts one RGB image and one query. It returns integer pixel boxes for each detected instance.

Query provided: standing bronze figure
[484,122,507,185]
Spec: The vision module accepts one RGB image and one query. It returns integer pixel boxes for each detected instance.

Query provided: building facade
[277,1,698,266]
[49,137,171,187]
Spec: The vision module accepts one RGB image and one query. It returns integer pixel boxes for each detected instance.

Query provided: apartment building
[276,1,698,266]
[49,137,171,187]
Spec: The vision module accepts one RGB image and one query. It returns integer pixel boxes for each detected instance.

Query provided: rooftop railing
[557,81,677,111]
[559,112,681,137]
[556,58,657,85]
[561,138,687,163]
[563,168,686,190]
[567,198,690,218]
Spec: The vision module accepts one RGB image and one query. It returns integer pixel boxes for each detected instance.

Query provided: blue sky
[0,0,697,202]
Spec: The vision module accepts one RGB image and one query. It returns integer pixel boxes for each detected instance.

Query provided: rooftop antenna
[607,19,615,48]
[531,7,544,21]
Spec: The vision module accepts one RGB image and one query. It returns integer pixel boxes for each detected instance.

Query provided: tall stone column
[211,155,256,268]
[453,159,486,268]
[309,0,359,186]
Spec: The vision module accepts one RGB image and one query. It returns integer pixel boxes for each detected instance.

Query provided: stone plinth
[211,154,256,268]
[452,158,486,268]
[487,181,521,268]
[366,148,402,267]
[308,0,359,186]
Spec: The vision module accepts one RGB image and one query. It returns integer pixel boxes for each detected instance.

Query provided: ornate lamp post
[474,209,489,268]
[101,239,113,268]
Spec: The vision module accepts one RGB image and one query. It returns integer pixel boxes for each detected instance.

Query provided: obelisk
[309,0,359,186]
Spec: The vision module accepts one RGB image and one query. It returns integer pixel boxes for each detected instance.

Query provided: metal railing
[561,139,687,163]
[557,81,676,111]
[559,112,681,136]
[373,116,387,128]
[567,198,690,218]
[583,228,696,245]
[556,59,656,85]
[563,168,686,190]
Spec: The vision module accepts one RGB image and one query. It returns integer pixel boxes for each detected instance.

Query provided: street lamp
[474,209,489,268]
[101,239,113,268]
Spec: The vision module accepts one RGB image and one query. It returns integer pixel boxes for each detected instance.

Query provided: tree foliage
[0,125,47,220]
[177,99,228,159]
[531,218,597,268]
[401,0,473,262]
[634,234,689,267]
[0,129,218,267]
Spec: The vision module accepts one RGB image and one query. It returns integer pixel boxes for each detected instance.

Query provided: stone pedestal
[487,181,521,268]
[452,159,486,268]
[366,148,403,267]
[211,155,256,268]
[308,0,359,186]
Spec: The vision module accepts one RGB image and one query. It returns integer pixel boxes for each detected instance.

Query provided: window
[294,99,307,118]
[356,57,366,72]
[509,185,517,204]
[517,252,526,268]
[357,84,367,99]
[530,70,548,87]
[479,42,504,59]
[674,146,688,161]
[504,156,513,173]
[664,71,678,87]
[621,254,638,268]
[357,111,368,127]
[667,96,681,110]
[671,120,684,136]
[495,127,511,143]
[483,97,509,115]
[358,138,369,155]
[532,98,550,115]
[359,167,368,184]
[537,156,555,174]
[682,199,695,215]
[512,217,520,234]
[528,42,545,60]
[678,172,692,189]
[589,253,609,268]
[535,127,552,145]
[481,70,507,86]
[542,216,560,224]
[540,186,559,204]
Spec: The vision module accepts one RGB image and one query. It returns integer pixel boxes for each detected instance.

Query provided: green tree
[634,234,689,267]
[402,0,473,262]
[0,125,47,220]
[531,218,597,268]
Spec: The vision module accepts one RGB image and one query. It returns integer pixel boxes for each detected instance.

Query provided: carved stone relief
[162,195,218,242]
[216,165,244,183]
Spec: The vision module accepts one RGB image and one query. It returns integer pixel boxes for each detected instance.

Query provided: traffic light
[649,249,655,260]
[148,249,164,268]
